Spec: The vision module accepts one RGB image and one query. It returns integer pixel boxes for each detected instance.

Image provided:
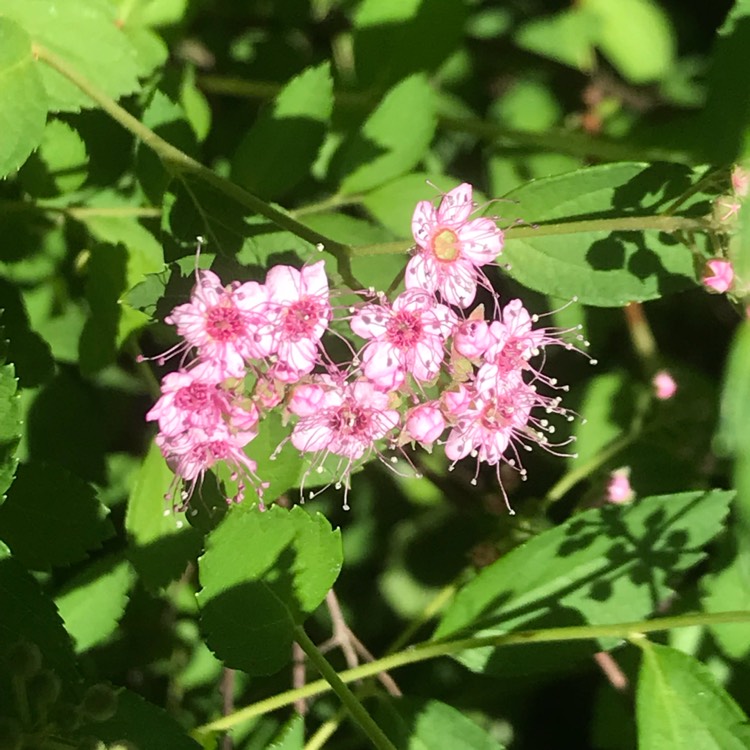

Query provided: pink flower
[405,183,504,308]
[265,261,331,382]
[289,380,399,461]
[165,271,273,378]
[405,403,445,446]
[444,375,534,466]
[157,423,264,508]
[703,259,734,293]
[606,468,634,505]
[652,370,677,400]
[350,290,455,390]
[146,363,231,437]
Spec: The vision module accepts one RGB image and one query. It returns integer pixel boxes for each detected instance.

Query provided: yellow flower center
[433,229,459,262]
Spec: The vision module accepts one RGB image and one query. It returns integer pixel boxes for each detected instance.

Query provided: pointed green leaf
[502,163,701,305]
[55,556,135,653]
[268,714,304,750]
[197,504,342,675]
[232,62,334,200]
[0,17,47,177]
[78,688,202,749]
[373,698,506,750]
[434,491,732,674]
[515,9,597,71]
[0,462,114,570]
[0,0,140,112]
[636,641,750,749]
[0,363,21,501]
[126,440,202,589]
[0,542,79,687]
[335,74,438,195]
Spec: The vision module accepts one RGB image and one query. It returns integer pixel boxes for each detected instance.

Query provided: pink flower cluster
[146,183,585,511]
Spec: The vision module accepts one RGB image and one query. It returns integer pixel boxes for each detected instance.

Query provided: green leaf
[268,714,304,750]
[79,688,202,749]
[19,118,89,196]
[434,490,732,674]
[693,0,750,164]
[0,543,79,687]
[197,504,343,675]
[79,244,129,375]
[717,320,750,458]
[502,162,700,306]
[570,371,633,466]
[0,18,47,177]
[55,555,135,653]
[126,440,202,589]
[515,9,597,72]
[0,462,114,571]
[0,363,20,500]
[335,75,438,195]
[636,641,750,749]
[362,173,463,237]
[702,530,750,660]
[373,698,506,750]
[353,0,467,88]
[583,0,675,84]
[232,62,334,200]
[0,0,140,112]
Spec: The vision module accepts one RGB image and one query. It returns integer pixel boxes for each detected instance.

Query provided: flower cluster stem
[196,609,750,734]
[31,44,365,289]
[293,626,397,750]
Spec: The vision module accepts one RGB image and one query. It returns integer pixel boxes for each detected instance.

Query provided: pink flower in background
[405,183,504,308]
[405,403,446,447]
[266,261,331,382]
[166,271,271,378]
[351,289,454,390]
[732,165,749,198]
[290,380,399,461]
[652,370,677,400]
[606,468,634,505]
[702,259,734,293]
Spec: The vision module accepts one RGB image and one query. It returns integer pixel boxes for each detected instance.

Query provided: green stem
[294,626,397,750]
[351,215,710,256]
[31,44,363,288]
[304,709,346,750]
[197,609,750,733]
[197,74,695,164]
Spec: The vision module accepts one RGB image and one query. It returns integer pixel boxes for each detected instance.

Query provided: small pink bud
[703,259,734,294]
[442,384,472,416]
[606,468,634,505]
[732,165,749,198]
[454,319,491,359]
[405,403,445,446]
[652,370,677,401]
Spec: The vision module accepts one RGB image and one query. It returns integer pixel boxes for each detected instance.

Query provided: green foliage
[373,697,506,750]
[55,556,135,653]
[636,641,750,749]
[125,440,202,589]
[502,163,701,305]
[232,62,334,200]
[333,74,438,195]
[0,363,20,501]
[435,491,731,672]
[0,18,46,178]
[0,462,114,570]
[268,714,304,750]
[197,504,342,675]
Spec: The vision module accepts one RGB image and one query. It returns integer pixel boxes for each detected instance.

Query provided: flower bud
[81,684,118,722]
[652,370,677,401]
[606,468,634,505]
[702,259,734,294]
[406,403,446,446]
[454,319,490,359]
[5,641,42,680]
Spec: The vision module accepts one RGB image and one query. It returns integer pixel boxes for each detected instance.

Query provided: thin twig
[293,641,308,715]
